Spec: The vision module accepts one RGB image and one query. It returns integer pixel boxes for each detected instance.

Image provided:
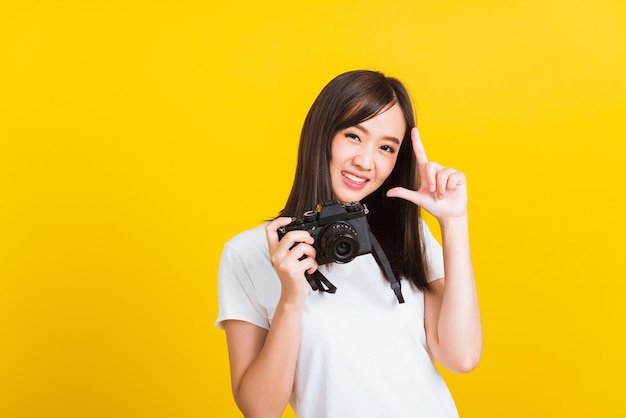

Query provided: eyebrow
[354,124,402,145]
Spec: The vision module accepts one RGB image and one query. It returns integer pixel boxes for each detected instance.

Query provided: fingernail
[437,193,444,200]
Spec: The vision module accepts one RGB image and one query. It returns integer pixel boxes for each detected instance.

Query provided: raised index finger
[411,127,428,166]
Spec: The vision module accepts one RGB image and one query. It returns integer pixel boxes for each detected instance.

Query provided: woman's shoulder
[223,221,270,255]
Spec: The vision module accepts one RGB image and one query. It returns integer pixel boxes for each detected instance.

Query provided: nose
[353,147,374,171]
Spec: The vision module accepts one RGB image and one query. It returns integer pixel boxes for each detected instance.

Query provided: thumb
[265,216,295,248]
[386,187,422,206]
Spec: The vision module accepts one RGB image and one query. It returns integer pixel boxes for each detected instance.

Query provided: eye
[380,144,396,153]
[345,133,360,142]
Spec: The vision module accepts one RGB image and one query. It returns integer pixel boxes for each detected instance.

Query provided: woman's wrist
[277,292,308,314]
[438,213,469,233]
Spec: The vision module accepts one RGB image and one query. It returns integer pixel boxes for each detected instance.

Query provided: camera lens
[319,222,359,263]
[336,241,351,256]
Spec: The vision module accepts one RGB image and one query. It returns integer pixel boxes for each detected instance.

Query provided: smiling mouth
[342,171,368,184]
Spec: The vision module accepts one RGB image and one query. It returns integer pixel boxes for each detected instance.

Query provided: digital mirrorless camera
[278,200,371,266]
[277,201,405,303]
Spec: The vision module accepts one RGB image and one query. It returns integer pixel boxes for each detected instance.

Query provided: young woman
[216,70,482,418]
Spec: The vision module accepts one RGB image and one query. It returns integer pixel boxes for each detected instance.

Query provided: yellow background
[1,1,625,417]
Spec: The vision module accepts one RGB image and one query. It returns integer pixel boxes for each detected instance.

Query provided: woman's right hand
[265,217,318,304]
[227,218,315,417]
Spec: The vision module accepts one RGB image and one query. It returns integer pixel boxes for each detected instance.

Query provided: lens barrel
[319,222,360,263]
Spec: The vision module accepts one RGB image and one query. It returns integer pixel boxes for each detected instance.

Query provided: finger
[271,243,314,277]
[436,167,457,199]
[288,241,317,262]
[301,257,319,275]
[446,171,466,191]
[425,161,441,193]
[411,128,430,190]
[275,230,315,255]
[272,230,315,264]
[265,217,296,249]
[306,266,319,275]
[412,127,428,166]
[386,187,422,206]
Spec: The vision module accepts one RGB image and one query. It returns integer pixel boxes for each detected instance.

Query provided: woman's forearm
[435,215,483,372]
[234,298,303,418]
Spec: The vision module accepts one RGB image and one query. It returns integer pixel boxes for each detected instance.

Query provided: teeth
[342,171,367,184]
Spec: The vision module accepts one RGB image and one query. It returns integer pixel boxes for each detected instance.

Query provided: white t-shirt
[216,221,459,418]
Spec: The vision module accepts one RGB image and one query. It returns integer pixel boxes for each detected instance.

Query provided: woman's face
[329,103,406,203]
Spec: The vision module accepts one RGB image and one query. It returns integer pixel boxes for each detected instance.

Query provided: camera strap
[368,231,405,304]
[305,270,337,294]
[300,232,404,303]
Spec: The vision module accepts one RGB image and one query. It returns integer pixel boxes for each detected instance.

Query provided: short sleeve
[215,243,270,330]
[421,220,445,283]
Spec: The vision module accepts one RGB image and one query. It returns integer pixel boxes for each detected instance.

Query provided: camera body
[278,201,372,266]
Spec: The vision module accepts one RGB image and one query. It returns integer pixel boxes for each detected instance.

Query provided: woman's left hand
[387,127,468,220]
